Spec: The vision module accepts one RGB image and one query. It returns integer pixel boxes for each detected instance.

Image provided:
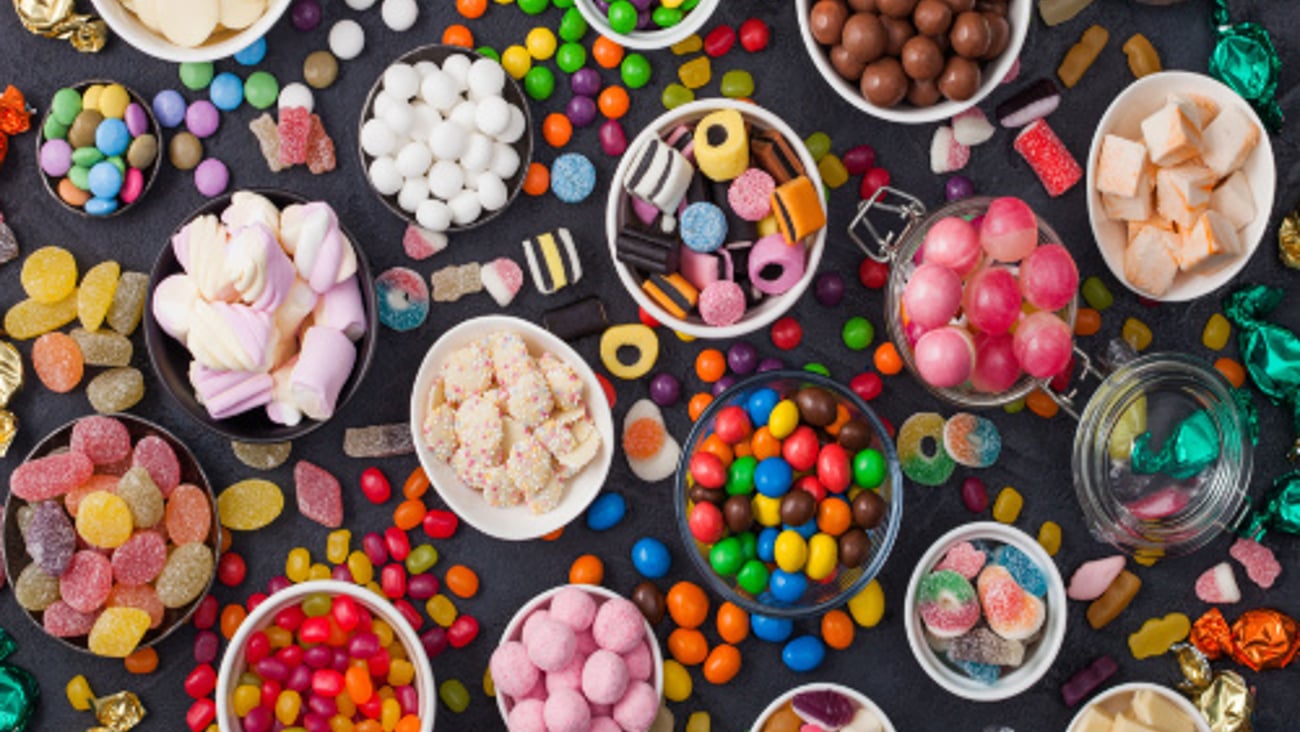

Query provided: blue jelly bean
[768,570,807,604]
[152,90,187,128]
[586,492,626,531]
[234,36,268,66]
[746,388,780,427]
[209,72,245,111]
[374,267,430,332]
[631,537,671,579]
[751,613,793,643]
[84,197,119,216]
[756,527,779,563]
[782,635,826,672]
[94,118,130,157]
[993,545,1048,597]
[754,457,793,498]
[87,161,123,199]
[785,519,817,540]
[550,152,596,203]
[679,202,727,253]
[951,657,1000,685]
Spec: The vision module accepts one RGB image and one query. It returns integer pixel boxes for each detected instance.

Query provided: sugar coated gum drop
[27,500,76,576]
[21,246,78,304]
[132,435,181,498]
[231,440,292,470]
[88,607,151,657]
[11,451,94,501]
[32,332,85,393]
[78,260,120,331]
[87,367,145,413]
[106,271,149,336]
[294,460,344,528]
[155,542,214,608]
[218,478,284,530]
[108,584,165,629]
[70,328,133,367]
[4,295,79,340]
[70,416,132,465]
[75,490,134,548]
[111,529,168,586]
[116,467,165,529]
[15,563,60,611]
[59,549,114,613]
[903,263,963,330]
[979,197,1037,263]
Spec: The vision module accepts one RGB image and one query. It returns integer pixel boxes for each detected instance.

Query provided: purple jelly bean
[727,342,759,375]
[303,644,333,669]
[303,714,331,732]
[566,96,598,127]
[712,375,737,396]
[1061,655,1119,707]
[193,630,219,664]
[813,271,845,307]
[286,664,312,692]
[629,0,652,9]
[307,694,338,718]
[267,575,292,594]
[600,119,628,156]
[254,657,289,681]
[348,631,380,659]
[757,357,785,373]
[331,648,351,673]
[649,372,681,407]
[408,573,440,600]
[636,8,652,29]
[291,0,322,30]
[421,626,448,659]
[363,532,389,566]
[571,68,601,97]
[946,174,975,201]
[243,706,274,732]
[395,684,419,715]
[961,477,988,513]
[842,145,876,175]
[330,564,354,583]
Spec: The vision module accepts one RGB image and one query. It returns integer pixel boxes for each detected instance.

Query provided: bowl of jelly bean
[675,370,903,619]
[751,683,897,732]
[1066,682,1211,732]
[4,414,221,656]
[216,579,435,732]
[36,81,162,218]
[89,0,292,63]
[143,189,379,443]
[903,521,1066,702]
[574,0,720,50]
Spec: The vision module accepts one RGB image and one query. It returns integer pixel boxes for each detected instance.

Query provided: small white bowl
[495,584,665,725]
[903,521,1067,702]
[1066,682,1211,732]
[409,315,615,541]
[573,0,719,50]
[750,683,898,732]
[1086,71,1276,302]
[215,580,436,732]
[90,0,291,62]
[794,0,1030,124]
[607,99,826,339]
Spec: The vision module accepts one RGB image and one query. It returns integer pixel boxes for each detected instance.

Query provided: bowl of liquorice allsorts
[903,521,1066,702]
[751,683,898,732]
[574,0,721,50]
[674,371,903,620]
[36,80,162,218]
[608,99,828,339]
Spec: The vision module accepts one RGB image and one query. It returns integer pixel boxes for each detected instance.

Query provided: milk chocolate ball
[848,0,877,10]
[724,495,753,533]
[981,12,1011,60]
[631,582,665,624]
[837,419,873,453]
[941,0,975,10]
[841,12,888,63]
[810,0,850,45]
[976,0,1008,14]
[937,55,981,100]
[860,57,908,107]
[876,0,917,18]
[950,11,991,57]
[780,490,817,527]
[880,15,916,56]
[839,529,872,567]
[907,77,942,106]
[852,490,887,529]
[794,387,837,427]
[831,45,868,80]
[912,0,952,36]
[901,35,944,80]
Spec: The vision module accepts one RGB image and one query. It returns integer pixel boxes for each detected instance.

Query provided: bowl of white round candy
[359,45,534,235]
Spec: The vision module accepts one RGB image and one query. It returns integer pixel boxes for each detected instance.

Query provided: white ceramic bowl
[607,99,827,339]
[1066,682,1211,732]
[573,0,719,50]
[903,521,1067,702]
[409,315,615,541]
[750,683,898,732]
[795,0,1030,124]
[215,580,436,732]
[90,0,291,62]
[1086,71,1276,302]
[495,584,665,726]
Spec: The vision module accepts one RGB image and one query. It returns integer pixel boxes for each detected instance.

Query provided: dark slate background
[1,0,1299,729]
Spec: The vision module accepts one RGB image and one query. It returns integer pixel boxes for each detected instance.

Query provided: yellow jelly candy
[286,547,311,583]
[21,246,78,304]
[88,607,151,657]
[4,294,79,340]
[1134,548,1164,567]
[76,490,134,548]
[501,45,531,79]
[767,400,799,439]
[233,684,261,716]
[678,56,712,90]
[77,260,120,331]
[525,27,557,60]
[1108,396,1147,461]
[817,155,849,190]
[662,659,692,702]
[847,579,885,628]
[426,594,457,627]
[1127,612,1190,659]
[686,711,711,732]
[326,529,351,564]
[308,563,331,581]
[347,550,374,585]
[805,534,838,581]
[992,486,1024,524]
[1037,521,1062,556]
[66,674,94,710]
[218,479,284,530]
[481,666,495,697]
[671,35,702,55]
[389,659,415,687]
[758,215,778,237]
[373,619,395,648]
[1122,317,1153,352]
[1202,313,1231,351]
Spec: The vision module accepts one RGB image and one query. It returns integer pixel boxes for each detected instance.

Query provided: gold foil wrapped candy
[13,0,106,52]
[1280,208,1300,270]
[89,691,146,731]
[1174,643,1254,732]
[0,341,21,457]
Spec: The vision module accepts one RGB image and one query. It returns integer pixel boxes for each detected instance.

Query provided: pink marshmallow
[582,650,630,705]
[226,223,296,312]
[187,300,273,373]
[622,642,653,682]
[592,598,645,654]
[525,618,577,672]
[550,588,598,632]
[282,202,356,293]
[152,273,199,343]
[574,630,599,658]
[612,681,659,732]
[313,276,367,341]
[188,362,274,420]
[543,688,591,732]
[590,718,621,732]
[519,677,548,702]
[544,654,585,694]
[289,326,356,421]
[490,641,540,699]
[522,610,552,645]
[507,698,547,732]
[1066,556,1127,601]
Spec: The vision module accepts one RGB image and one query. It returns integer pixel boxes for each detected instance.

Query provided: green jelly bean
[736,559,769,595]
[476,46,499,62]
[720,69,754,99]
[608,0,637,33]
[244,71,279,110]
[556,43,586,73]
[726,455,757,495]
[805,132,831,163]
[179,62,215,91]
[709,536,744,576]
[43,115,69,140]
[737,531,757,561]
[517,0,548,14]
[621,53,652,89]
[661,83,694,110]
[406,544,438,575]
[841,316,874,351]
[1003,397,1027,414]
[524,66,556,101]
[440,679,470,713]
[67,165,91,191]
[652,6,682,27]
[71,147,105,167]
[804,362,830,377]
[558,7,587,42]
[239,672,261,687]
[51,88,82,126]
[683,0,700,8]
[853,449,886,489]
[302,593,332,617]
[1081,276,1114,310]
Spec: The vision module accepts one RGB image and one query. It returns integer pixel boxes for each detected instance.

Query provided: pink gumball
[1019,243,1079,312]
[905,320,927,347]
[914,326,975,388]
[963,266,1021,335]
[971,332,1021,394]
[1013,311,1073,378]
[903,263,962,330]
[980,197,1038,263]
[923,216,983,276]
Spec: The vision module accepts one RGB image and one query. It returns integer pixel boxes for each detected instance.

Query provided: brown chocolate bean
[876,0,918,18]
[901,35,944,80]
[879,15,916,56]
[860,57,908,107]
[950,10,991,58]
[937,55,981,100]
[724,495,754,533]
[631,581,666,624]
[830,45,869,80]
[981,12,1011,60]
[837,419,874,453]
[841,12,888,64]
[780,490,818,527]
[795,387,838,427]
[852,490,887,530]
[912,0,952,36]
[810,0,850,46]
[839,529,873,567]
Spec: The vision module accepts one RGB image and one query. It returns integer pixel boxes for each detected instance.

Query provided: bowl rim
[88,0,292,63]
[673,370,904,619]
[572,0,720,50]
[902,521,1068,702]
[4,413,221,655]
[793,0,1031,124]
[35,79,163,219]
[142,188,380,443]
[1084,70,1277,302]
[749,682,899,732]
[356,44,534,233]
[494,583,665,723]
[606,99,828,339]
[408,314,616,541]
[215,579,437,732]
[1064,681,1212,732]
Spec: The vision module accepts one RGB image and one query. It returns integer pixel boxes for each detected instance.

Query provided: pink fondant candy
[525,617,577,672]
[1067,555,1126,601]
[590,717,621,732]
[622,641,653,682]
[592,597,645,654]
[698,280,746,327]
[289,325,356,421]
[582,649,630,705]
[728,168,776,221]
[550,587,598,632]
[978,564,1044,641]
[1229,538,1281,589]
[10,452,94,501]
[574,629,599,658]
[522,609,552,643]
[1195,562,1241,604]
[1126,487,1191,520]
[402,224,448,261]
[914,326,974,388]
[631,196,659,226]
[545,654,585,694]
[544,688,592,732]
[481,257,524,308]
[680,248,733,292]
[491,641,541,698]
[70,416,132,466]
[934,541,987,580]
[507,698,547,732]
[612,680,659,732]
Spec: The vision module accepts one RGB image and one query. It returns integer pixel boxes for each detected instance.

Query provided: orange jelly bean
[1214,357,1246,388]
[592,36,624,68]
[821,609,855,650]
[667,628,708,666]
[716,602,749,645]
[702,644,741,684]
[402,467,429,500]
[688,393,714,421]
[541,527,564,541]
[597,86,630,119]
[542,113,572,148]
[694,348,726,383]
[874,342,903,375]
[220,604,247,640]
[522,162,550,197]
[569,554,604,585]
[1026,389,1060,418]
[345,666,373,705]
[393,499,426,531]
[124,646,159,674]
[444,565,480,599]
[455,0,486,18]
[666,581,709,629]
[1074,307,1102,336]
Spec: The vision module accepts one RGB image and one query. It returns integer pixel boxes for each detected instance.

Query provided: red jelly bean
[267,575,292,594]
[358,694,384,720]
[422,509,458,539]
[362,532,389,566]
[299,616,332,644]
[246,630,271,664]
[382,564,408,599]
[217,551,247,586]
[817,443,851,493]
[447,614,479,648]
[359,467,391,504]
[184,663,217,698]
[961,477,989,513]
[795,475,827,502]
[860,167,891,200]
[858,258,889,289]
[247,592,269,613]
[395,599,422,632]
[186,698,215,731]
[770,317,803,350]
[193,630,219,664]
[331,597,360,633]
[367,646,392,678]
[192,595,218,629]
[312,669,345,697]
[384,526,411,562]
[276,644,304,668]
[850,372,883,401]
[420,626,448,659]
[408,573,440,600]
[689,452,726,489]
[688,502,725,544]
[712,405,752,444]
[781,426,819,471]
[260,679,281,709]
[842,145,876,175]
[704,25,735,57]
[739,18,770,52]
[275,605,305,632]
[638,307,660,328]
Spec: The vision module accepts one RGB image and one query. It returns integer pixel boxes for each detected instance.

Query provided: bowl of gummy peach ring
[608,99,828,339]
[5,413,220,656]
[89,0,292,63]
[216,580,436,732]
[904,521,1067,702]
[752,683,898,732]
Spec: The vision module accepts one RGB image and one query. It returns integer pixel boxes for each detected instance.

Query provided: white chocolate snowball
[427,160,465,200]
[328,20,365,61]
[419,70,458,112]
[381,102,415,137]
[461,169,481,191]
[467,58,506,99]
[429,121,468,160]
[474,96,510,137]
[278,83,314,113]
[441,54,472,93]
[344,0,376,9]
[368,157,402,196]
[416,199,453,232]
[384,64,420,101]
[477,173,508,212]
[460,133,493,173]
[449,100,478,131]
[490,143,521,180]
[409,103,440,141]
[449,189,483,225]
[398,178,430,214]
[159,0,218,47]
[220,0,265,31]
[499,105,526,144]
[381,0,418,31]
[414,61,438,78]
[360,119,398,158]
[395,141,434,179]
[372,91,399,123]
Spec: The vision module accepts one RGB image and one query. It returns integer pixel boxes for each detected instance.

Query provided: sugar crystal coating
[87,367,145,413]
[4,294,79,340]
[217,479,283,530]
[87,607,151,657]
[132,435,181,497]
[343,424,415,458]
[116,467,165,529]
[111,530,167,586]
[42,599,98,637]
[11,451,94,501]
[26,500,76,576]
[31,331,84,393]
[106,271,149,336]
[294,460,344,528]
[77,260,120,331]
[164,483,213,544]
[59,550,114,614]
[75,491,134,548]
[70,328,133,367]
[69,415,132,465]
[14,563,60,611]
[107,583,165,629]
[231,440,291,470]
[155,542,214,608]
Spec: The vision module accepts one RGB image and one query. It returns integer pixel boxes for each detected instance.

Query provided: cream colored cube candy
[1097,135,1149,198]
[1166,92,1219,131]
[1156,163,1215,230]
[1141,103,1203,166]
[1131,689,1197,732]
[1127,216,1174,241]
[1209,170,1256,231]
[1125,225,1180,297]
[1111,713,1161,732]
[1200,106,1260,179]
[1179,209,1241,271]
[1071,707,1114,732]
[1104,165,1154,221]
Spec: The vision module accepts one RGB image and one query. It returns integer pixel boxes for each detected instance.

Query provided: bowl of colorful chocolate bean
[143,189,378,442]
[5,414,220,657]
[358,45,533,236]
[608,100,828,339]
[215,579,436,732]
[904,521,1067,701]
[675,371,903,619]
[90,0,291,63]
[1067,682,1210,732]
[574,0,720,50]
[491,584,665,731]
[797,0,1029,124]
[36,81,162,218]
[752,683,897,732]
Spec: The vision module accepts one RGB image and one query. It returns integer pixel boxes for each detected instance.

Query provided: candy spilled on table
[1171,643,1252,732]
[0,628,40,732]
[1191,607,1299,672]
[1223,285,1300,461]
[12,0,105,52]
[1209,0,1282,131]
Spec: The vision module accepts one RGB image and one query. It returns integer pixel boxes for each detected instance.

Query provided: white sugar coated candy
[428,160,465,200]
[449,100,478,131]
[468,58,506,99]
[372,91,399,122]
[430,121,468,161]
[329,20,365,60]
[368,157,403,196]
[449,190,483,225]
[462,170,481,190]
[278,83,314,113]
[414,61,438,78]
[478,174,508,211]
[441,55,472,92]
[344,0,375,9]
[361,119,397,158]
[395,141,434,179]
[475,96,510,137]
[500,105,527,144]
[490,143,520,180]
[398,178,429,213]
[409,103,439,140]
[382,103,415,137]
[381,0,418,32]
[419,70,458,112]
[460,134,493,173]
[416,199,453,232]
[384,64,420,101]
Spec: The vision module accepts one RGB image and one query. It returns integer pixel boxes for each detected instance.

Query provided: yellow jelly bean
[326,529,351,564]
[767,400,799,439]
[330,714,355,732]
[1037,521,1062,556]
[847,579,885,628]
[992,486,1023,524]
[805,534,838,581]
[751,494,782,527]
[389,659,415,687]
[381,697,401,731]
[1122,317,1152,352]
[678,56,711,90]
[427,594,458,628]
[1127,613,1190,659]
[266,626,293,648]
[1134,548,1164,567]
[373,620,395,648]
[233,684,261,716]
[686,711,711,732]
[483,666,496,697]
[817,155,849,189]
[525,27,557,60]
[501,45,532,79]
[66,674,94,711]
[276,690,302,725]
[1202,313,1231,351]
[773,530,808,573]
[662,0,684,7]
[286,548,311,583]
[347,551,374,585]
[336,691,357,718]
[670,35,702,55]
[675,330,696,343]
[309,563,332,581]
[662,659,692,702]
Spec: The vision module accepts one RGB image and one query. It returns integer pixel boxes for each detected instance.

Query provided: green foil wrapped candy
[1244,470,1300,541]
[1224,285,1300,460]
[1130,410,1221,480]
[1210,0,1283,131]
[0,663,39,732]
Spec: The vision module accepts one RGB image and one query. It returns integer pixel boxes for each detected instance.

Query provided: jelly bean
[392,499,425,531]
[720,70,754,99]
[1038,521,1063,556]
[444,565,479,599]
[739,18,770,51]
[359,467,391,504]
[66,674,94,710]
[1122,317,1152,351]
[448,614,479,647]
[841,316,875,351]
[439,679,469,713]
[860,167,891,200]
[847,579,885,627]
[704,25,735,57]
[668,627,709,666]
[124,645,159,675]
[663,659,692,702]
[736,559,769,595]
[687,711,712,732]
[421,509,457,540]
[404,545,436,575]
[324,529,350,565]
[1203,313,1231,351]
[750,613,793,643]
[769,317,803,351]
[185,663,218,698]
[702,643,741,684]
[804,132,831,163]
[1026,389,1060,419]
[992,486,1024,523]
[186,698,216,731]
[286,548,311,583]
[426,594,457,628]
[1080,276,1113,310]
[1074,307,1102,336]
[632,537,671,578]
[662,83,694,110]
[1086,570,1141,630]
[961,477,989,513]
[218,551,247,586]
[873,342,903,375]
[569,554,604,585]
[1215,357,1246,388]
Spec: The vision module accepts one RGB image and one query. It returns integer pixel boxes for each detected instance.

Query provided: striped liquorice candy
[522,227,582,295]
[641,273,699,320]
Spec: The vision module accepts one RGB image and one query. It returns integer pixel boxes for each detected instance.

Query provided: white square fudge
[1097,134,1149,198]
[1125,224,1180,297]
[1141,102,1203,166]
[1179,209,1241,271]
[1156,163,1215,230]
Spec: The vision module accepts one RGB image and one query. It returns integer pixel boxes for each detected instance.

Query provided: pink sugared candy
[111,529,168,586]
[1195,562,1241,604]
[550,587,598,632]
[70,416,132,466]
[544,688,592,732]
[902,263,962,330]
[10,452,94,501]
[612,681,659,732]
[923,216,982,276]
[582,649,630,705]
[1012,311,1072,378]
[971,333,1021,394]
[525,617,577,672]
[622,642,653,682]
[977,564,1044,641]
[1066,555,1126,601]
[1229,538,1281,589]
[592,597,645,654]
[963,266,1021,335]
[60,550,114,614]
[294,460,343,528]
[43,600,99,637]
[1126,487,1190,520]
[914,326,974,388]
[979,197,1037,263]
[132,436,180,498]
[545,655,584,694]
[491,640,541,697]
[1018,243,1078,312]
[508,698,547,732]
[934,541,987,579]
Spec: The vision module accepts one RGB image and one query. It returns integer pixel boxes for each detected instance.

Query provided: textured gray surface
[0,0,1298,729]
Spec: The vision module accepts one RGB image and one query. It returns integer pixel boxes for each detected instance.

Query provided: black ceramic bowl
[358,44,534,233]
[4,414,220,655]
[144,189,379,442]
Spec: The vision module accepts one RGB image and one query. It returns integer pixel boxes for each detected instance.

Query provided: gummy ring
[748,233,806,296]
[896,412,955,487]
[599,324,659,381]
[943,413,1002,468]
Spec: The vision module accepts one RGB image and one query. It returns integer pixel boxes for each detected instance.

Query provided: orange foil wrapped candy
[1191,607,1300,671]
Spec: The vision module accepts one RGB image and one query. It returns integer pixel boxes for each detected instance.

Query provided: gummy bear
[77,260,120,331]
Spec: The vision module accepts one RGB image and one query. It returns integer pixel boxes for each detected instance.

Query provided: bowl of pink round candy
[881,193,1079,409]
[492,584,665,732]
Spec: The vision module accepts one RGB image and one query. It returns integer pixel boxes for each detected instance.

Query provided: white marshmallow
[428,160,466,200]
[1209,170,1255,231]
[416,199,453,232]
[383,64,420,101]
[449,189,482,225]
